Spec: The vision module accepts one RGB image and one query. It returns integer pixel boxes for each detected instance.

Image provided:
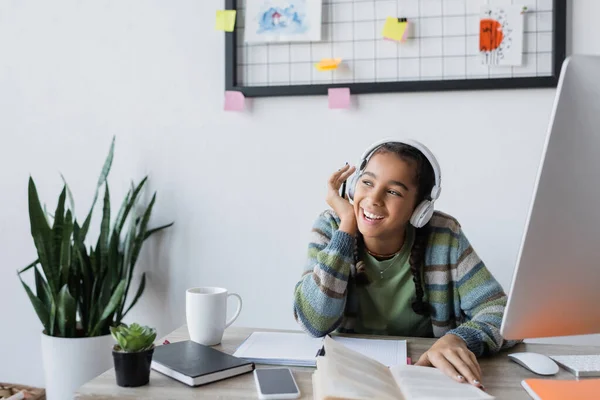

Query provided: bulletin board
[225,0,567,97]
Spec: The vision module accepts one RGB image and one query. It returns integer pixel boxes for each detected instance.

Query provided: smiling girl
[293,139,517,389]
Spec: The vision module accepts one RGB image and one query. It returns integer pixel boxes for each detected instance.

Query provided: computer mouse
[508,352,560,376]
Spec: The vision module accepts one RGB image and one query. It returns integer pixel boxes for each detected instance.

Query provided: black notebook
[151,340,255,386]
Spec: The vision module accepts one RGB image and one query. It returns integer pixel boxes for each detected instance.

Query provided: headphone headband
[358,138,442,201]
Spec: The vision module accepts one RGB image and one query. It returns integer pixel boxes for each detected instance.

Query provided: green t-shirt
[354,227,433,337]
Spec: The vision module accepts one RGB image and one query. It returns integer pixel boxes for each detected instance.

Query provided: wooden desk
[76,325,599,400]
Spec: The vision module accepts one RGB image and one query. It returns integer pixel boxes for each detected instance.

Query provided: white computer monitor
[500,55,600,341]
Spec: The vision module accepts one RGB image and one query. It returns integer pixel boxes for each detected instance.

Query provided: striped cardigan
[293,209,519,357]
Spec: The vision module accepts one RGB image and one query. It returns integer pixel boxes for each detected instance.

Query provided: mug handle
[225,293,243,329]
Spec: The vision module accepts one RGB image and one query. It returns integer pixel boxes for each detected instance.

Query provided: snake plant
[18,137,173,338]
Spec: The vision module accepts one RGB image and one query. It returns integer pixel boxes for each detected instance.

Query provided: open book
[313,336,494,400]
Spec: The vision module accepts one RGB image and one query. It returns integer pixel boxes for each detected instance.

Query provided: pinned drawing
[245,0,322,43]
[480,6,524,66]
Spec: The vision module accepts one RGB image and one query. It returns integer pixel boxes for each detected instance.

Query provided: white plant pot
[41,332,114,400]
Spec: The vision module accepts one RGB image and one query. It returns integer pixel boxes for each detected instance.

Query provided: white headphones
[347,139,442,228]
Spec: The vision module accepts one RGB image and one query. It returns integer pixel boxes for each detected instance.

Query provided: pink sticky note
[224,91,245,111]
[328,88,351,109]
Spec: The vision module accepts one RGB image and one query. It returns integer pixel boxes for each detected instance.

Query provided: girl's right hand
[326,164,357,235]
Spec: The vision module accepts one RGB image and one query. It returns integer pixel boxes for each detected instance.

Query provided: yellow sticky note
[382,17,409,42]
[216,10,237,32]
[316,58,342,71]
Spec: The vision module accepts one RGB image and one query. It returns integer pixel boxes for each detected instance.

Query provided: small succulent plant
[110,323,157,353]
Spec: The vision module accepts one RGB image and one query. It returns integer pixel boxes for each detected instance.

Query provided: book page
[332,336,407,367]
[316,336,404,400]
[316,358,400,400]
[390,365,494,400]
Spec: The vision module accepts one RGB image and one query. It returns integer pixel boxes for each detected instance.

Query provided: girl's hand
[415,334,485,390]
[326,164,357,235]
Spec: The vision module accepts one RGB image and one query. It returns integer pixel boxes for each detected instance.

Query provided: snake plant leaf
[19,273,49,330]
[80,136,114,242]
[49,296,56,336]
[60,173,76,215]
[59,209,73,288]
[18,259,39,274]
[91,280,126,336]
[129,193,156,275]
[34,265,52,311]
[52,187,66,271]
[143,222,174,241]
[117,213,138,322]
[98,183,111,286]
[121,194,155,318]
[122,272,146,319]
[57,284,76,337]
[116,177,148,236]
[28,177,58,294]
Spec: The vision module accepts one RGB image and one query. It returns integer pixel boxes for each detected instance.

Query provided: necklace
[365,247,402,278]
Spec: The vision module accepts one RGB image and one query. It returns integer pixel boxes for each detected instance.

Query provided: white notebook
[232,332,407,368]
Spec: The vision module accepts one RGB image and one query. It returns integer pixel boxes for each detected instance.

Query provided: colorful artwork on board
[480,6,524,66]
[245,0,322,43]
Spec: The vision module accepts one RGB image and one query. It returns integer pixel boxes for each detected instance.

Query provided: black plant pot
[112,347,154,387]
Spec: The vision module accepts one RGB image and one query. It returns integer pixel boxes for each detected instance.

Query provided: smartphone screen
[255,368,299,396]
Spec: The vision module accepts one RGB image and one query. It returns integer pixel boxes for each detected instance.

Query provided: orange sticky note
[216,10,237,32]
[316,58,342,71]
[224,91,245,111]
[382,17,409,42]
[328,88,351,109]
[522,378,600,400]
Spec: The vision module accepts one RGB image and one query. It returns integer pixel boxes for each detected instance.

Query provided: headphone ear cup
[347,172,358,202]
[410,200,434,228]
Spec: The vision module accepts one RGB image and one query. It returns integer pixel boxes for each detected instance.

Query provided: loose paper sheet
[480,5,524,66]
[245,0,322,43]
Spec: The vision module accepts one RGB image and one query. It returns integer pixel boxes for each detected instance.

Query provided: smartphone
[253,368,301,399]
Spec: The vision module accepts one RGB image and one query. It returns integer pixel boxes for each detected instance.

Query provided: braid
[409,225,431,315]
[354,234,371,287]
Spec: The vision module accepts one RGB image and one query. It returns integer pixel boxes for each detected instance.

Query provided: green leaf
[49,297,56,336]
[80,136,114,241]
[19,273,49,330]
[91,280,126,336]
[52,187,66,271]
[122,272,146,319]
[57,284,76,337]
[73,222,93,333]
[98,183,111,287]
[18,259,39,274]
[116,177,147,236]
[60,173,76,215]
[113,188,132,238]
[34,265,52,311]
[28,177,58,294]
[59,210,73,288]
[129,193,156,274]
[143,222,174,241]
[106,231,120,301]
[117,206,139,321]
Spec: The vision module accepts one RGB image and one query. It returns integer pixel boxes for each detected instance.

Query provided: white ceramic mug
[186,287,243,346]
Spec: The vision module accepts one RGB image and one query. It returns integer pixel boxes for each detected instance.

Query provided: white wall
[1,0,599,387]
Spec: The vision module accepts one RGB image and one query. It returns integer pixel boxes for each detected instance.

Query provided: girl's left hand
[415,334,485,390]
